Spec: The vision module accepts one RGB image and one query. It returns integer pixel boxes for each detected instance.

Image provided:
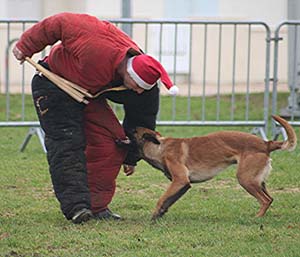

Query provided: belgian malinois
[133,115,297,220]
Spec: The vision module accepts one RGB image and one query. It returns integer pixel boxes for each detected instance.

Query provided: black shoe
[94,209,121,220]
[72,208,93,224]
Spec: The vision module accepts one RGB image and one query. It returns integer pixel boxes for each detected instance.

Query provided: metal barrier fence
[110,19,271,138]
[0,19,273,151]
[1,20,37,123]
[272,21,300,138]
[0,20,46,150]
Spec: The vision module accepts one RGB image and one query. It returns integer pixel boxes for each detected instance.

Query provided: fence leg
[20,127,46,153]
[251,127,268,141]
[272,126,288,141]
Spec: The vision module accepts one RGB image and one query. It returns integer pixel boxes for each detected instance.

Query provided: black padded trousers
[31,73,91,220]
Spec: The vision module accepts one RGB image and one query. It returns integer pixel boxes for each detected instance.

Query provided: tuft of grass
[0,93,299,257]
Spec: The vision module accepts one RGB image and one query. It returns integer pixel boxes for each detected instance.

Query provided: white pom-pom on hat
[127,54,179,95]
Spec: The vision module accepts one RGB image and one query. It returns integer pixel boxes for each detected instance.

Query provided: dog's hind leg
[152,161,191,220]
[236,154,273,217]
[261,181,273,203]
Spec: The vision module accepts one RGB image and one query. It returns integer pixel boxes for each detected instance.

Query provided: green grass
[0,93,299,257]
[1,92,285,122]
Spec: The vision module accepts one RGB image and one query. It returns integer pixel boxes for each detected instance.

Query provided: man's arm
[106,85,159,166]
[15,13,70,59]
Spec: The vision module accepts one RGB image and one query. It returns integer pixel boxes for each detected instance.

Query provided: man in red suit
[13,12,178,224]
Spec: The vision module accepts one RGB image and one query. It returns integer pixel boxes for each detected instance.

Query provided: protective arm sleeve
[106,86,159,166]
[16,13,66,57]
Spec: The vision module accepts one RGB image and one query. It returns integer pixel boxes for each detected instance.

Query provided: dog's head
[134,127,161,146]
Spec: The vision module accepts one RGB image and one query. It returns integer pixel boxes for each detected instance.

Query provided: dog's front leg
[152,181,191,220]
[152,161,191,220]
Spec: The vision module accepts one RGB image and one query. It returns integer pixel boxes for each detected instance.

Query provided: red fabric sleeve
[16,13,66,57]
[15,13,142,91]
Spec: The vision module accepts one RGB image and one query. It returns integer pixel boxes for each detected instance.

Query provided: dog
[132,115,297,220]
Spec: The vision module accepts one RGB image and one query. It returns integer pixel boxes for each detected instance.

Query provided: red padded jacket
[16,12,142,93]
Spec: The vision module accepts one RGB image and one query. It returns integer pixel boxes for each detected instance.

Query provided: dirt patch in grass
[196,179,300,194]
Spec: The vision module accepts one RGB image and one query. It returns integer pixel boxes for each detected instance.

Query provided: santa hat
[127,55,179,95]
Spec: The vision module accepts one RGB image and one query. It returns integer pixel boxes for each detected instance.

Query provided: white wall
[0,0,7,19]
[0,0,289,23]
[0,0,42,19]
[84,0,164,19]
[42,0,87,18]
[132,0,164,18]
[86,0,121,18]
[0,0,291,93]
[219,0,287,26]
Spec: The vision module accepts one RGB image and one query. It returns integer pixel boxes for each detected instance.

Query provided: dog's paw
[151,215,159,221]
[151,209,166,221]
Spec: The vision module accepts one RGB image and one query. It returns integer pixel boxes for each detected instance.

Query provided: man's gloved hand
[116,131,141,168]
[123,164,135,176]
[115,137,132,149]
[12,45,26,64]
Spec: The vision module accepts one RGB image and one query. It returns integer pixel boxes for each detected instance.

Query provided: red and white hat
[127,54,179,95]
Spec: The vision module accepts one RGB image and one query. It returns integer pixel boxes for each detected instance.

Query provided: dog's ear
[155,131,162,137]
[142,133,161,145]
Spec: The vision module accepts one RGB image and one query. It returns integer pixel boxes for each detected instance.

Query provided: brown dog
[133,115,297,220]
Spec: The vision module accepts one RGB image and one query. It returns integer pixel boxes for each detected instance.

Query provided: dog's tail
[268,115,297,152]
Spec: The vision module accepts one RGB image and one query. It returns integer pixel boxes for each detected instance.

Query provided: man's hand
[115,137,131,149]
[12,45,26,64]
[123,164,135,176]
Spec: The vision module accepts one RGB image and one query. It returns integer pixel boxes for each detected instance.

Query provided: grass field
[0,93,299,257]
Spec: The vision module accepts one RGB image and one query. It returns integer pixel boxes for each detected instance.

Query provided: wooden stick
[25,57,89,104]
[25,57,128,102]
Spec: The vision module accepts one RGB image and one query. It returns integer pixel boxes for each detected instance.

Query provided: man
[13,12,178,224]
